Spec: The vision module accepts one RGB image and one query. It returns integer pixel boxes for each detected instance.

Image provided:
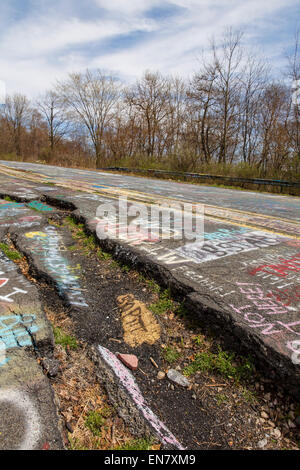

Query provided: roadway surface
[1,160,300,221]
[0,160,299,449]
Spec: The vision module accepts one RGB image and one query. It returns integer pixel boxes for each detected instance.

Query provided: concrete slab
[0,245,63,449]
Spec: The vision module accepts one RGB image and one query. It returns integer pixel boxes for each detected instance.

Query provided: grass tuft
[183,346,254,382]
[149,289,174,315]
[85,411,106,437]
[0,242,23,261]
[112,437,153,451]
[53,326,78,350]
[162,345,181,364]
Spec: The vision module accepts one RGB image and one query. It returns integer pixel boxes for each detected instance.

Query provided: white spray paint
[98,345,185,450]
[0,389,41,450]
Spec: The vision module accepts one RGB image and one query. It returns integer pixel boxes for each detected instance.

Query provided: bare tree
[37,90,68,154]
[240,54,269,164]
[286,30,300,161]
[212,29,244,163]
[125,71,173,158]
[188,60,219,163]
[259,83,289,174]
[57,69,121,167]
[3,93,31,157]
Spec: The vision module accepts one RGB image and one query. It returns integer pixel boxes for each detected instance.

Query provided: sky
[0,0,299,98]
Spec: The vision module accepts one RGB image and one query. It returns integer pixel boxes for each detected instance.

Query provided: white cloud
[0,0,298,97]
[93,0,162,15]
[1,15,156,59]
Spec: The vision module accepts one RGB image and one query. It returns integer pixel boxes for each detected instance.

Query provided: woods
[0,29,300,180]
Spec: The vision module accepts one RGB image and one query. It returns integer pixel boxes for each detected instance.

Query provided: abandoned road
[1,160,300,221]
[0,160,299,450]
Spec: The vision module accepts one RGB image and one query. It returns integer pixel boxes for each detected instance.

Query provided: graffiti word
[267,286,300,307]
[0,215,42,230]
[0,287,27,303]
[27,201,53,212]
[177,231,285,264]
[98,346,184,450]
[204,227,248,241]
[230,283,300,335]
[95,216,160,245]
[250,253,300,278]
[25,232,47,239]
[117,294,161,347]
[285,239,300,247]
[25,228,88,308]
[240,253,300,286]
[0,202,27,218]
[0,202,25,210]
[96,196,204,243]
[0,314,38,349]
[230,282,300,363]
[173,266,236,297]
[139,244,196,265]
[0,389,41,450]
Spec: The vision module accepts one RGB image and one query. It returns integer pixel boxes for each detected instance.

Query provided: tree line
[1,29,300,180]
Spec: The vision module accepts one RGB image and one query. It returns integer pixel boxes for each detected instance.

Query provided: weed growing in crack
[68,438,89,450]
[48,219,62,228]
[162,345,181,364]
[0,242,23,261]
[138,275,161,294]
[240,387,257,404]
[53,326,78,350]
[183,346,254,382]
[149,288,174,315]
[216,393,228,405]
[85,411,106,437]
[65,215,78,228]
[97,248,112,261]
[112,437,153,451]
[82,235,97,251]
[193,334,205,346]
[67,245,78,252]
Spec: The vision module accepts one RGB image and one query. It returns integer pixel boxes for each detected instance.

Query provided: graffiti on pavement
[25,227,88,308]
[98,345,185,450]
[117,294,161,347]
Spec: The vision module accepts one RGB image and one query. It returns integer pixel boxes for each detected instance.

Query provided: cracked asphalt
[0,161,299,450]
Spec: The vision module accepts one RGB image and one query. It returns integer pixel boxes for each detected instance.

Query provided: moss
[97,248,112,260]
[112,437,153,451]
[149,289,174,315]
[0,242,23,261]
[183,346,254,382]
[162,345,181,364]
[53,326,78,350]
[85,411,106,437]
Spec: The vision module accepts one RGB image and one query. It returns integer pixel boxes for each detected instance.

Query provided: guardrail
[102,167,300,195]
